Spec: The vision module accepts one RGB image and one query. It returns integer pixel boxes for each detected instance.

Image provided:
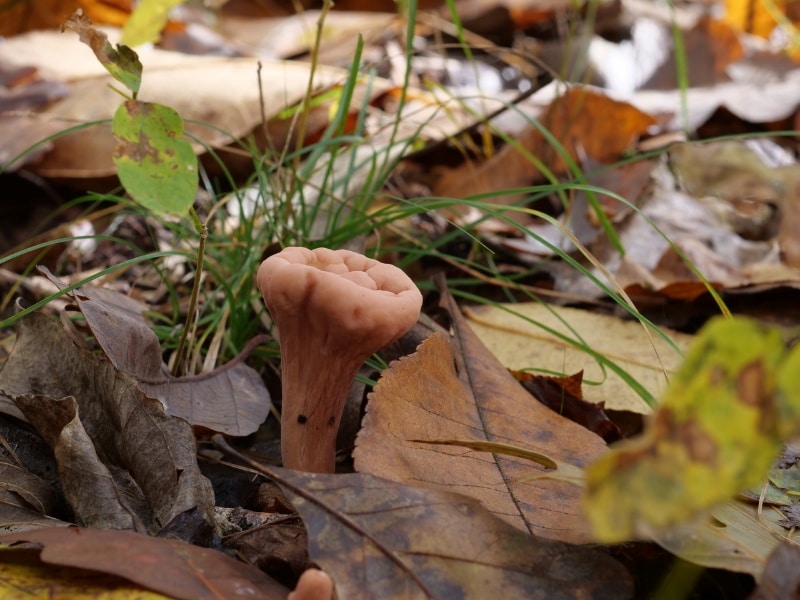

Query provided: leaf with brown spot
[584,317,792,543]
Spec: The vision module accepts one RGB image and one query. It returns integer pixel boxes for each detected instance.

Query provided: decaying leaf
[434,87,656,203]
[112,100,198,216]
[44,272,270,437]
[516,371,623,443]
[584,317,799,544]
[650,499,781,578]
[271,467,633,599]
[354,287,608,544]
[61,10,142,95]
[0,312,215,541]
[0,545,172,599]
[0,527,288,600]
[750,542,800,597]
[0,414,69,533]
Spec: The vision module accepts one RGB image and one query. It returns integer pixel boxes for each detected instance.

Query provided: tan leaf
[0,29,370,178]
[464,302,693,413]
[354,289,608,544]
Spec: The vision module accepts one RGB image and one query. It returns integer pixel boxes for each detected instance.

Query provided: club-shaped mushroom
[257,247,422,473]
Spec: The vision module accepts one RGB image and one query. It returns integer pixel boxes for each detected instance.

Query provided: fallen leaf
[583,317,797,544]
[516,371,623,443]
[749,542,800,597]
[44,271,270,437]
[121,0,184,47]
[0,312,215,540]
[640,18,744,90]
[778,171,800,267]
[0,447,58,518]
[268,467,633,598]
[464,302,692,413]
[650,500,779,578]
[0,526,289,600]
[434,87,656,203]
[0,64,70,171]
[0,29,368,179]
[0,0,131,37]
[0,546,172,599]
[354,286,608,544]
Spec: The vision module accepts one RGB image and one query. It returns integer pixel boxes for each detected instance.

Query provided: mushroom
[257,247,422,473]
[288,569,334,600]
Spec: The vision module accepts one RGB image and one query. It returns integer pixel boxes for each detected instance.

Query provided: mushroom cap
[257,247,422,361]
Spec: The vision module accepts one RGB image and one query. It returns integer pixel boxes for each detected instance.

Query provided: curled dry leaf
[0,439,68,534]
[0,312,215,541]
[44,270,270,437]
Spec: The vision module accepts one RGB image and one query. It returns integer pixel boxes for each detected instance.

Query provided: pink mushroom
[257,247,422,473]
[288,569,334,600]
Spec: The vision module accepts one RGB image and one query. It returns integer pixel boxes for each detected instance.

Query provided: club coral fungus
[257,247,422,473]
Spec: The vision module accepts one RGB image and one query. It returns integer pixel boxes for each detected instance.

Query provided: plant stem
[172,206,208,376]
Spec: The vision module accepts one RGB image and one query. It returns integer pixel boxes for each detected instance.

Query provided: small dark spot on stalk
[297,414,307,424]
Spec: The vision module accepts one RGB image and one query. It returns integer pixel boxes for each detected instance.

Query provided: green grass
[0,0,727,409]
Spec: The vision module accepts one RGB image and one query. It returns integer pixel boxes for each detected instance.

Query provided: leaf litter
[355,282,607,544]
[43,268,271,437]
[214,437,633,600]
[5,0,800,596]
[0,312,215,541]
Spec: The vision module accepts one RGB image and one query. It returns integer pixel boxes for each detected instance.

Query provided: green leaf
[121,0,186,47]
[62,11,142,95]
[112,100,197,216]
[583,317,790,543]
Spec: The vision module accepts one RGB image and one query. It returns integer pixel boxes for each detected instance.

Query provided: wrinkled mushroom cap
[257,247,422,360]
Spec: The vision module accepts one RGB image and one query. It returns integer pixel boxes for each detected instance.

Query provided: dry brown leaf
[267,466,633,598]
[0,546,172,599]
[0,312,215,541]
[46,273,270,437]
[354,287,608,544]
[0,450,58,518]
[434,87,656,204]
[750,543,800,598]
[0,415,69,533]
[0,526,289,600]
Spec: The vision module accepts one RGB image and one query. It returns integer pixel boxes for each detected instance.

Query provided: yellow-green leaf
[112,100,197,216]
[584,317,789,543]
[121,0,186,47]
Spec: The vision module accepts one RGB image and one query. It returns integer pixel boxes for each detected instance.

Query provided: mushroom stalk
[258,247,422,473]
[277,330,367,473]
